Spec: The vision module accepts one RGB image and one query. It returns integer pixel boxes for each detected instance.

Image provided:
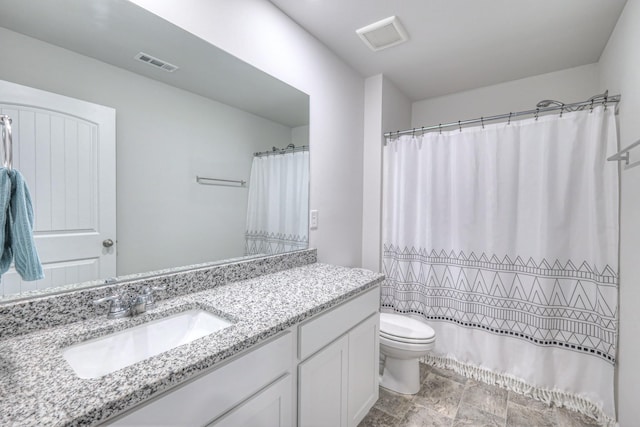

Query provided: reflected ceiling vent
[134,52,179,72]
[356,16,409,52]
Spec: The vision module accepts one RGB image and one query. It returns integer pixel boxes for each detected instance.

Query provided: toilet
[379,313,436,394]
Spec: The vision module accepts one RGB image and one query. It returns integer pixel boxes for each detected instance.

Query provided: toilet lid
[380,313,435,341]
[380,330,435,344]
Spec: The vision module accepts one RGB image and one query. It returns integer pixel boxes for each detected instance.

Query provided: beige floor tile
[412,373,465,419]
[460,380,508,418]
[399,405,454,427]
[363,366,603,427]
[506,401,556,427]
[376,387,414,420]
[419,362,431,384]
[507,390,552,412]
[359,407,399,427]
[453,404,505,427]
[427,365,468,385]
[555,407,600,427]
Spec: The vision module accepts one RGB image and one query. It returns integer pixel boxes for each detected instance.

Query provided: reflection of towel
[0,168,44,281]
[0,169,12,273]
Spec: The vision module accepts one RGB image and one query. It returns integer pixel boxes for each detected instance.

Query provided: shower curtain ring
[590,99,594,113]
[508,112,512,125]
[458,120,462,132]
[412,128,416,137]
[535,108,539,121]
[603,95,608,111]
[422,126,425,135]
[438,124,442,134]
[559,104,565,118]
[481,117,484,129]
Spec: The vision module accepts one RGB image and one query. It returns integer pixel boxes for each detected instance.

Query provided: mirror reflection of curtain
[245,150,309,256]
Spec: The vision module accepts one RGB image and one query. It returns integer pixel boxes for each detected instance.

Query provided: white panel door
[0,79,116,296]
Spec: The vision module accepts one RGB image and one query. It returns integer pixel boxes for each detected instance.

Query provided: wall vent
[134,52,179,72]
[356,16,409,52]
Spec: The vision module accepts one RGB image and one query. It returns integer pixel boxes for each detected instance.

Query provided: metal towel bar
[607,138,640,170]
[196,176,246,187]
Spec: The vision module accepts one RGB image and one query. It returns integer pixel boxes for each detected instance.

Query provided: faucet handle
[141,286,165,310]
[93,294,130,319]
[129,294,147,316]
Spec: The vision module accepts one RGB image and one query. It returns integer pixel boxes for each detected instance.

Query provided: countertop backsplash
[0,249,317,339]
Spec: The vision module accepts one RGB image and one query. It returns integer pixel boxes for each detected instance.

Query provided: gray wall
[362,75,411,272]
[411,63,600,127]
[0,27,292,276]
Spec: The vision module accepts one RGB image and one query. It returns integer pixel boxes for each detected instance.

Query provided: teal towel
[0,169,11,273]
[0,168,44,281]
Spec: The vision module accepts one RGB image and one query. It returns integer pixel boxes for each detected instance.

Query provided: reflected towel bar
[0,115,13,170]
[196,176,246,187]
[607,138,640,170]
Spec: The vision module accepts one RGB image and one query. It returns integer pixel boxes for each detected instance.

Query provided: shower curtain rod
[254,144,308,158]
[383,91,620,139]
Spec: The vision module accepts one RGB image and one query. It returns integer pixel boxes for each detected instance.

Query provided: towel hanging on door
[0,168,44,281]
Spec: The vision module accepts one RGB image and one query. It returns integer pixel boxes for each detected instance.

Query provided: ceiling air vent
[356,16,409,52]
[134,52,179,72]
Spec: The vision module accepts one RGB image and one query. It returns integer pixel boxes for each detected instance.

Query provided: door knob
[103,239,114,248]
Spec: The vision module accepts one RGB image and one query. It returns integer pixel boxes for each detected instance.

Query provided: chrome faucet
[138,286,164,310]
[93,286,165,319]
[93,294,131,319]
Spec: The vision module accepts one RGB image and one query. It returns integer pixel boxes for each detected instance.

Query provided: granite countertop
[0,263,383,426]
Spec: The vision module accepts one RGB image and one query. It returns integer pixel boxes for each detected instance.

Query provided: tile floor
[358,363,601,427]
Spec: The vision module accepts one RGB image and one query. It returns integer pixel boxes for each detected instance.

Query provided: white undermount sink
[62,309,233,379]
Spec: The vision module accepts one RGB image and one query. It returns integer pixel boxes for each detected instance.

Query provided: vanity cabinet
[109,286,379,427]
[210,374,293,427]
[299,334,349,426]
[347,313,380,425]
[298,287,380,427]
[110,332,295,426]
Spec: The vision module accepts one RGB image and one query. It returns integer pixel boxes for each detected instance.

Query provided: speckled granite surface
[0,249,317,339]
[0,253,267,303]
[0,263,383,426]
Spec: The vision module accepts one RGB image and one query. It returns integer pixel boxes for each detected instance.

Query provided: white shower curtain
[245,150,309,256]
[382,107,619,423]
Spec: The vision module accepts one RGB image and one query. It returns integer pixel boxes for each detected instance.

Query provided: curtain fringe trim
[420,354,617,427]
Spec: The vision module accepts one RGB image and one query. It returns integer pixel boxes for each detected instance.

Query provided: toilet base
[380,356,421,395]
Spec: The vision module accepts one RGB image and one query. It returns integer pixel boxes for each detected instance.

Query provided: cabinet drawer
[110,331,293,426]
[299,286,379,361]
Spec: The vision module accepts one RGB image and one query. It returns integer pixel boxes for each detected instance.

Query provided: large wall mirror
[0,0,310,301]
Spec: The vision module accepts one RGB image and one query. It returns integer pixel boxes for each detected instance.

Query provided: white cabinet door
[0,79,116,296]
[348,314,379,427]
[299,334,349,427]
[210,374,292,427]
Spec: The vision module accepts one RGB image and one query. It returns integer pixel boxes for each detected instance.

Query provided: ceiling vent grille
[134,52,179,72]
[356,16,409,52]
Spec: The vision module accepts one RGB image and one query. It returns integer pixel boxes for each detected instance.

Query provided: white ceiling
[0,0,309,128]
[269,0,627,101]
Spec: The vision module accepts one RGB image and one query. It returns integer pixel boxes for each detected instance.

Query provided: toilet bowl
[379,313,436,394]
